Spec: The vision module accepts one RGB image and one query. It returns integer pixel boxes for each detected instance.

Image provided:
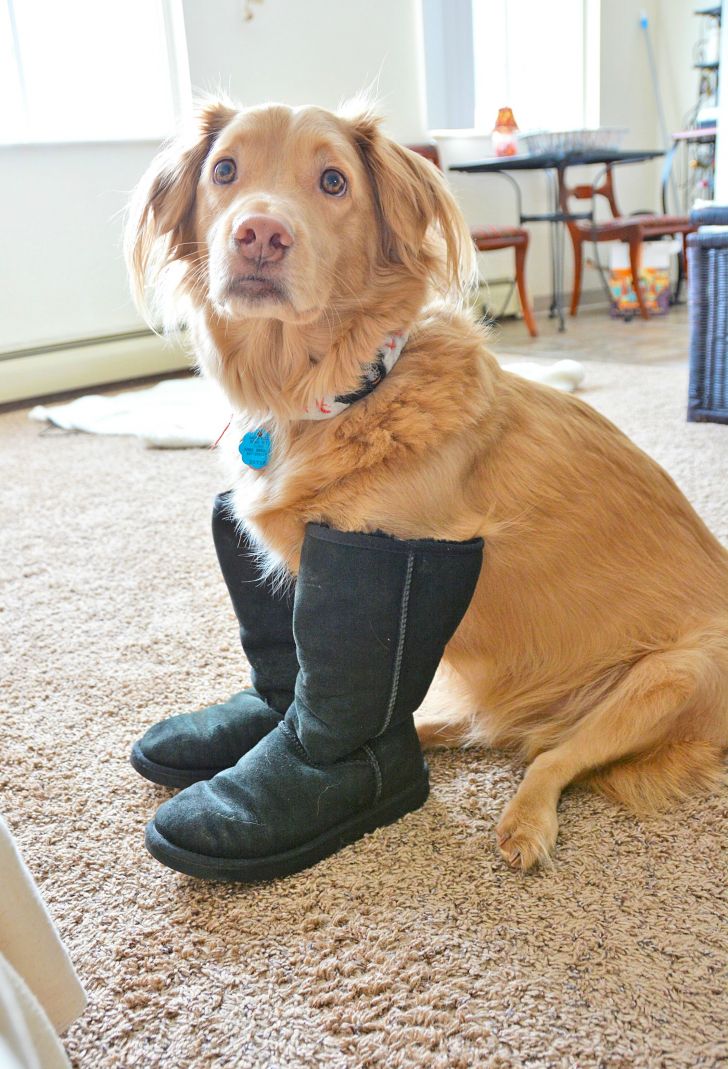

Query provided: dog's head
[126,98,476,328]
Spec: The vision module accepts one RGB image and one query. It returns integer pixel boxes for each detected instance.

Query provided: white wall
[0,142,159,352]
[656,0,703,136]
[599,0,661,214]
[182,0,427,140]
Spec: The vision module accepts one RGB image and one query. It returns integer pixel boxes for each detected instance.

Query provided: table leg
[548,214,558,320]
[556,201,566,332]
[546,171,566,332]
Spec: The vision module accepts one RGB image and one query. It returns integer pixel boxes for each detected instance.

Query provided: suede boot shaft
[212,491,298,714]
[129,492,299,787]
[287,524,484,763]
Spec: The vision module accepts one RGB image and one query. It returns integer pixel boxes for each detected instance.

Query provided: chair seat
[575,214,696,240]
[470,225,529,251]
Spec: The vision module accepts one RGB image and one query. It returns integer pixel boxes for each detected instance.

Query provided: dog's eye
[213,158,237,185]
[320,169,347,197]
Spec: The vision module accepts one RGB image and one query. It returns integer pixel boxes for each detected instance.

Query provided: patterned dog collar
[237,330,408,470]
[299,330,408,421]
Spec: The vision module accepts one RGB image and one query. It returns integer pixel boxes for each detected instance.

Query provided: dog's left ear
[347,112,477,299]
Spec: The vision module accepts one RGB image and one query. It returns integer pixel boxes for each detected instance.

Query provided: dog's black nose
[233,214,294,264]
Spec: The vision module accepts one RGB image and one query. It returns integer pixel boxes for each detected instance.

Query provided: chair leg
[569,236,583,316]
[682,232,689,283]
[671,231,688,305]
[514,242,538,338]
[628,237,649,320]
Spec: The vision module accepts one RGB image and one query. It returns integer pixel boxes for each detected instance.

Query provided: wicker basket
[518,127,627,155]
[687,211,728,425]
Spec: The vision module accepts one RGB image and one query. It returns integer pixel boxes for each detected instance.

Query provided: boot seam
[279,721,315,763]
[362,744,382,803]
[289,693,338,755]
[379,551,414,736]
[281,720,380,783]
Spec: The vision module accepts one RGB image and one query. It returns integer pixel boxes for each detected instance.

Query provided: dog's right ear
[125,98,237,316]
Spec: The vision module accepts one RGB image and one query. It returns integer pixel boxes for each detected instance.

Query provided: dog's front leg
[243,510,307,580]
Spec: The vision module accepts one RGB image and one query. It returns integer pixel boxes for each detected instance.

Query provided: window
[0,0,190,144]
[421,0,599,134]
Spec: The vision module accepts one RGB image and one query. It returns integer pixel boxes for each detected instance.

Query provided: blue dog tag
[239,428,272,469]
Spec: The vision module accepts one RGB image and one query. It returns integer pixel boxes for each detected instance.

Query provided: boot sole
[144,773,430,882]
[130,741,226,789]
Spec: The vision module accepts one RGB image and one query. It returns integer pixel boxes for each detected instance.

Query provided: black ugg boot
[130,492,298,787]
[144,523,483,880]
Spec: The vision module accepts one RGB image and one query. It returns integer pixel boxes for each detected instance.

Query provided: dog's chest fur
[215,314,497,577]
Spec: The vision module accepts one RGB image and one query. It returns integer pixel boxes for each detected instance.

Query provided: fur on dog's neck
[194,271,429,423]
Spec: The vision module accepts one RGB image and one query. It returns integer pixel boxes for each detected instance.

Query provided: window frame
[420,0,601,137]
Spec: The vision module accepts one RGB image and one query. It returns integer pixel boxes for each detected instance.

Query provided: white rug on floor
[28,360,585,449]
[28,378,230,449]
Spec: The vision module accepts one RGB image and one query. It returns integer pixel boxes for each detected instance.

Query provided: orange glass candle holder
[492,107,519,157]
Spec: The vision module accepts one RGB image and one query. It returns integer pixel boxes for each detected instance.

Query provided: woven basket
[687,219,728,425]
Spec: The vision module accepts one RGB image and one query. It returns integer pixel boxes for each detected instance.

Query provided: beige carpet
[1,355,727,1069]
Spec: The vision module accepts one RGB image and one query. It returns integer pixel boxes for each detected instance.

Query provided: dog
[126,98,728,870]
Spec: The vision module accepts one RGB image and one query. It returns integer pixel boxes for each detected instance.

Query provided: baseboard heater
[0,329,190,407]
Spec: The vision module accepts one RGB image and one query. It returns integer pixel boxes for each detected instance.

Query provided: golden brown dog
[126,98,728,870]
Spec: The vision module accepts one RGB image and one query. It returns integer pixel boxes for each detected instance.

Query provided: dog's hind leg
[586,739,725,815]
[495,640,727,871]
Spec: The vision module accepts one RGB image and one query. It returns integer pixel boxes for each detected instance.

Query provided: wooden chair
[408,143,538,337]
[561,163,697,320]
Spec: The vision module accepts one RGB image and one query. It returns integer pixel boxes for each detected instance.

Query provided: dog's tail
[586,740,726,816]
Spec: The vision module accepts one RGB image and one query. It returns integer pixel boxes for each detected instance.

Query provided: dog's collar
[235,330,408,470]
[299,329,408,421]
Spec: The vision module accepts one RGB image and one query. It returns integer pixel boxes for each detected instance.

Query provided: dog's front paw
[495,796,559,872]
